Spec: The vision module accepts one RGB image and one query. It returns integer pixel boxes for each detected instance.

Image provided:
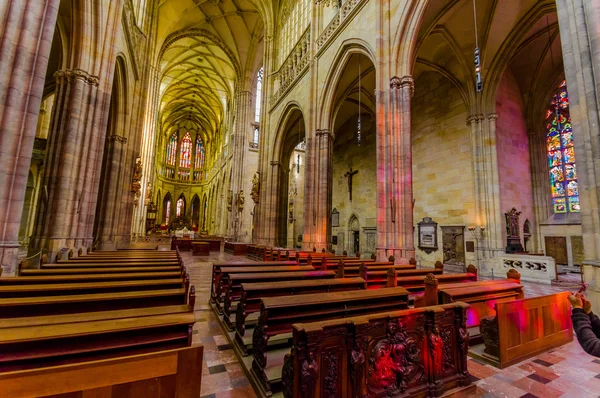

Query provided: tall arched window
[255,67,263,123]
[166,133,177,166]
[179,132,192,168]
[165,200,171,224]
[176,197,184,217]
[195,136,205,169]
[546,80,579,214]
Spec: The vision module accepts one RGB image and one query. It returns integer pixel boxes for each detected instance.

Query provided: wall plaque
[331,208,340,227]
[466,241,475,253]
[572,236,584,266]
[417,217,438,254]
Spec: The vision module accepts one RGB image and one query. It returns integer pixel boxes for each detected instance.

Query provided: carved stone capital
[487,113,498,122]
[54,69,100,87]
[466,114,484,125]
[390,76,402,89]
[270,160,282,167]
[316,129,334,141]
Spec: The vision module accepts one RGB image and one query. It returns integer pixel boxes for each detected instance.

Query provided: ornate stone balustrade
[316,0,365,53]
[269,28,311,109]
[495,253,557,284]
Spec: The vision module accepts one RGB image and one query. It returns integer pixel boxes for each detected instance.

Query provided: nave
[190,249,595,398]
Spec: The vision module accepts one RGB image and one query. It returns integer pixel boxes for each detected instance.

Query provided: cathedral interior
[2,0,600,397]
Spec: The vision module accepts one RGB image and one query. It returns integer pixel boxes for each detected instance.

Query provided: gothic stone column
[556,0,600,308]
[30,69,101,261]
[94,134,128,250]
[377,76,415,263]
[0,0,59,275]
[313,129,333,251]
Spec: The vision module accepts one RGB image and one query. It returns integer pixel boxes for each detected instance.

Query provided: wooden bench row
[0,249,202,396]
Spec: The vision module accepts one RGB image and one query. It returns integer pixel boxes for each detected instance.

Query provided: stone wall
[412,71,475,267]
[495,70,535,250]
[331,113,377,256]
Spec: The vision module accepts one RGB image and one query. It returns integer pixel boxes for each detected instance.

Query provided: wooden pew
[250,287,410,396]
[195,238,222,252]
[418,270,524,330]
[84,250,177,257]
[191,242,210,256]
[0,307,196,371]
[219,270,336,316]
[42,261,181,269]
[4,271,183,284]
[0,346,203,398]
[214,265,314,311]
[360,262,445,289]
[21,266,182,275]
[335,260,414,277]
[210,260,300,303]
[56,258,180,265]
[225,242,250,255]
[478,292,572,368]
[0,277,189,298]
[233,277,368,353]
[0,286,194,318]
[280,302,473,398]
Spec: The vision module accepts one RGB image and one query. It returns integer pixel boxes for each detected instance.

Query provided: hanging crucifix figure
[344,168,358,201]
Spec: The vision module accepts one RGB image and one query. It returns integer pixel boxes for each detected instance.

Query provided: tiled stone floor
[183,251,600,398]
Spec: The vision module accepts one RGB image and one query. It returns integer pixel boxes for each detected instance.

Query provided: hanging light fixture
[357,55,362,146]
[473,0,483,92]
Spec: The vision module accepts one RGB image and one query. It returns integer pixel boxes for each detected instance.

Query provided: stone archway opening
[329,53,376,257]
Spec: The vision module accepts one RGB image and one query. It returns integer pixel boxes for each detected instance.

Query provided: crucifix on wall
[344,168,358,201]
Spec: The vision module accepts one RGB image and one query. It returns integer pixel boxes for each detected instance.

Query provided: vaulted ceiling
[414,0,562,116]
[156,0,265,147]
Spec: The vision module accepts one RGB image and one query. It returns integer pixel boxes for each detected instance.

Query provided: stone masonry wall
[412,71,475,267]
[495,70,535,249]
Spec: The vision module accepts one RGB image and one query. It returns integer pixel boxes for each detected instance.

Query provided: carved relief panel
[441,226,465,266]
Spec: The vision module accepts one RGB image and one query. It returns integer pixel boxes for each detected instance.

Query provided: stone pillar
[94,134,128,250]
[556,0,600,308]
[0,0,59,275]
[30,69,102,260]
[466,113,503,274]
[377,76,415,263]
[228,90,253,241]
[312,129,333,251]
[528,129,551,253]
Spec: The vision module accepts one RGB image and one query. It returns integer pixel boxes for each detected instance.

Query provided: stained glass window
[195,136,205,170]
[166,133,177,166]
[179,132,192,169]
[546,80,579,213]
[176,198,184,217]
[165,200,171,224]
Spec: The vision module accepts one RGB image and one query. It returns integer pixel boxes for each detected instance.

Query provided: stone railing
[495,253,557,284]
[316,0,365,53]
[269,27,311,109]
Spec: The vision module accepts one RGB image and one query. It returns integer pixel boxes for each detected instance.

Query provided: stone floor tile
[511,376,564,398]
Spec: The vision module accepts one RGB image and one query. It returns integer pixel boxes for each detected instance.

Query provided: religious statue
[251,173,260,204]
[144,183,152,206]
[236,190,245,213]
[227,190,233,212]
[288,197,294,223]
[131,158,143,206]
[131,158,143,194]
[505,207,524,253]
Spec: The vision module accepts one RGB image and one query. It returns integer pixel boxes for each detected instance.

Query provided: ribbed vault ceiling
[414,0,561,113]
[157,0,264,146]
